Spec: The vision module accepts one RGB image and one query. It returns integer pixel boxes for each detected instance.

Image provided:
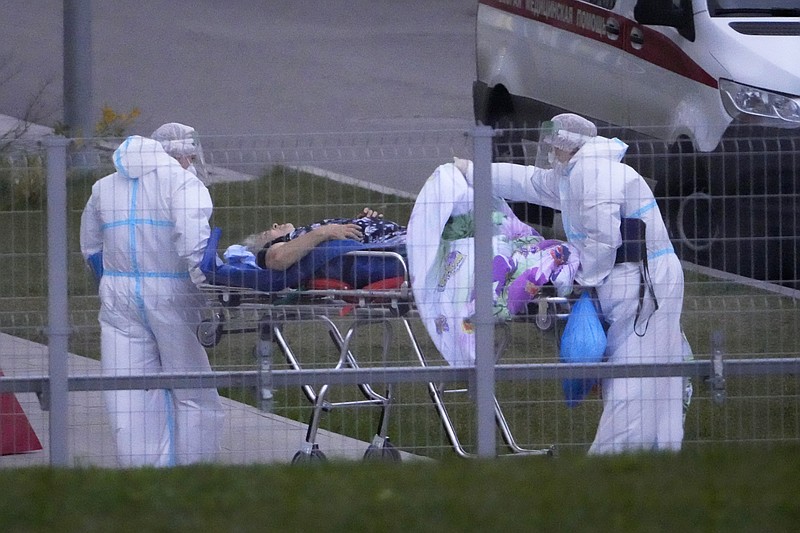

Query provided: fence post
[63,0,94,139]
[45,135,71,466]
[472,125,496,458]
[710,330,727,405]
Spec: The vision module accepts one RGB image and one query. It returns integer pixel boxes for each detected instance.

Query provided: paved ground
[0,331,416,468]
[0,1,476,196]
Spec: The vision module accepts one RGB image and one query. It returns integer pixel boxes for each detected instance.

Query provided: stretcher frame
[198,249,567,462]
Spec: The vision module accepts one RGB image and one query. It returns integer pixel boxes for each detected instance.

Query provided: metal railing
[1,126,798,466]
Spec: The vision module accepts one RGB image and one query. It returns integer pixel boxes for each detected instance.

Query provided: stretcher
[198,165,577,462]
[197,171,577,461]
[198,226,413,463]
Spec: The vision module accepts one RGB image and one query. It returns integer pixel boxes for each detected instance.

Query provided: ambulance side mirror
[634,0,696,41]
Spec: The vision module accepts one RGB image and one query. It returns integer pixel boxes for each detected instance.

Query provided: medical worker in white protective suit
[80,122,224,467]
[456,113,692,454]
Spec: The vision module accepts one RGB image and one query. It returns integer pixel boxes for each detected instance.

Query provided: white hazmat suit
[80,134,224,467]
[460,115,691,453]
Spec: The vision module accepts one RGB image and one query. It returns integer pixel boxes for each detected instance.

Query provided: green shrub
[0,153,45,211]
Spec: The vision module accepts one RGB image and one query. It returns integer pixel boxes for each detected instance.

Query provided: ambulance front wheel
[674,191,721,253]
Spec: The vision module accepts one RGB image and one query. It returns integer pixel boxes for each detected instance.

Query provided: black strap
[615,218,646,264]
[615,218,658,336]
[634,247,659,337]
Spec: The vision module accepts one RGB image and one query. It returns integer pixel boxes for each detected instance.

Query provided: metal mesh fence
[0,126,798,467]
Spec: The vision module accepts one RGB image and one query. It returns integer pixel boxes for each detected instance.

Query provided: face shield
[185,130,208,183]
[151,123,209,183]
[534,120,559,169]
[534,114,597,171]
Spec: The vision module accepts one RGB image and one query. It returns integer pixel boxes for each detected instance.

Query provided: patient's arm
[263,223,363,270]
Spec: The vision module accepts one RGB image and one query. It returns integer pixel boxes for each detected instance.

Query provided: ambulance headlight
[720,79,800,127]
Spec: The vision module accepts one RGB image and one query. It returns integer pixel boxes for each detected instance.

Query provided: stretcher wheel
[291,446,327,465]
[526,301,556,332]
[535,308,556,331]
[219,293,241,307]
[363,440,401,462]
[197,319,223,348]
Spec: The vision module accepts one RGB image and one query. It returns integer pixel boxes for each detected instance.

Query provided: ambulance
[473,0,800,287]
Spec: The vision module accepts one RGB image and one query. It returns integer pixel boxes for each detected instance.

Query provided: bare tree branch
[0,52,57,154]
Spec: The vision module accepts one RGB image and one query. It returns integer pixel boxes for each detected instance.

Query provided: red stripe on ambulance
[480,0,717,88]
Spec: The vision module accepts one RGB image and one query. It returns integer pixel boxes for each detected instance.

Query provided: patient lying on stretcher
[240,208,407,270]
[210,208,407,291]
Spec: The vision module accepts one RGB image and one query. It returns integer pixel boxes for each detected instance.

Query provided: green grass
[1,162,799,460]
[209,165,414,248]
[2,445,799,532]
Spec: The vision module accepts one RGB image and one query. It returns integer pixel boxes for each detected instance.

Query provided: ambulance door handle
[630,27,644,50]
[605,17,620,41]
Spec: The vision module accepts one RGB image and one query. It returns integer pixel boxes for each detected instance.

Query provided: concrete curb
[0,332,419,468]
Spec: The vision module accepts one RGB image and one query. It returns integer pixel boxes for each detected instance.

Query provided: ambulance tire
[665,166,796,287]
[660,140,723,265]
[491,116,524,163]
[673,190,720,255]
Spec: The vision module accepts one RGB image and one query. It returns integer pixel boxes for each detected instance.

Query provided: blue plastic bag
[559,291,607,407]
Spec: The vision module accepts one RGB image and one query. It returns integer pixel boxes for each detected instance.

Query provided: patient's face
[262,222,295,242]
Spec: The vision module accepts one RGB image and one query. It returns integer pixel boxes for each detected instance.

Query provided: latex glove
[189,265,207,286]
[453,157,473,185]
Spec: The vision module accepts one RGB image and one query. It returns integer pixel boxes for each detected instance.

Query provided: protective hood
[535,114,598,169]
[151,123,199,157]
[572,136,628,167]
[112,135,176,180]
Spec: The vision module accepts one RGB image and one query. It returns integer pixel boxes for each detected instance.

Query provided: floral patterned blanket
[406,163,580,367]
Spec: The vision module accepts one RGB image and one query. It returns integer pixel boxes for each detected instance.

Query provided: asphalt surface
[0,333,420,467]
[0,1,478,194]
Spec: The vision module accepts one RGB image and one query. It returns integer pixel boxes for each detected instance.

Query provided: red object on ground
[0,370,43,455]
